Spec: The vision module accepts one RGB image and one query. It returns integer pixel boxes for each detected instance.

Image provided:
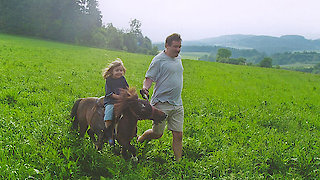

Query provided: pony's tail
[70,98,82,130]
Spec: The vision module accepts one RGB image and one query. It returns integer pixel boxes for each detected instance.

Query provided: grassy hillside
[1,34,319,179]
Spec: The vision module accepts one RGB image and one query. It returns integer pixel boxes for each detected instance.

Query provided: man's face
[165,40,181,58]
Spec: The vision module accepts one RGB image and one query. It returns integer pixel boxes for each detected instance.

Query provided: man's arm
[141,77,153,97]
[143,77,153,90]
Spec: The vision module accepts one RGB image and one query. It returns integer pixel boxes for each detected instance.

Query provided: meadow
[180,52,209,60]
[0,34,319,179]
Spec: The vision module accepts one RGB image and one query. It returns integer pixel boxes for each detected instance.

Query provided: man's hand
[140,88,149,100]
[141,78,153,100]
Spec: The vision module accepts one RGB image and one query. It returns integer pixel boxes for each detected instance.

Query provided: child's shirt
[104,76,129,105]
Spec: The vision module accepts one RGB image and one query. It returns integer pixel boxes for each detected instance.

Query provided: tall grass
[0,34,319,179]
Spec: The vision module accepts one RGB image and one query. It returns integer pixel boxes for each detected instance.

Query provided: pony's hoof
[131,156,138,162]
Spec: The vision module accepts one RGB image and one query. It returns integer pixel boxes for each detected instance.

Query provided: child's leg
[104,120,113,143]
[104,104,114,127]
[105,120,112,129]
[104,104,115,145]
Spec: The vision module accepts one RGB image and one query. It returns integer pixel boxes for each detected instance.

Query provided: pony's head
[114,88,167,124]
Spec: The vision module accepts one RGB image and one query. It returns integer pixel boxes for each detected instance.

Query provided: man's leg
[172,131,183,161]
[137,129,162,143]
[138,114,166,143]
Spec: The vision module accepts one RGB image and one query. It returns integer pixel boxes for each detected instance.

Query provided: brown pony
[70,88,167,160]
[113,88,167,160]
[70,96,106,150]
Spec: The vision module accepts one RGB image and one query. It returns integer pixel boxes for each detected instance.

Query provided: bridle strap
[127,102,155,120]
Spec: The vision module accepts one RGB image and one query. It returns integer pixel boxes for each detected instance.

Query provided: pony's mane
[121,87,138,98]
[114,87,138,117]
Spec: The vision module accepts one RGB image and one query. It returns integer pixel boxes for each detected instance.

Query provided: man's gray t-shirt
[145,51,183,106]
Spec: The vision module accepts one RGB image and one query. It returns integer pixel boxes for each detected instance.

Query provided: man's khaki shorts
[152,102,184,135]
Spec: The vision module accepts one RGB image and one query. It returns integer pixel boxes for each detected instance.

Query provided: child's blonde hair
[102,58,126,79]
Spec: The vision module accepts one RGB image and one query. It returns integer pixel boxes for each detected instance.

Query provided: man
[138,33,184,161]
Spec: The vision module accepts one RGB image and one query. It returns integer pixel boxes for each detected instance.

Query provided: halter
[127,101,154,120]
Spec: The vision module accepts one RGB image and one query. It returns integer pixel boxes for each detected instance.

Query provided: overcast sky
[98,0,320,42]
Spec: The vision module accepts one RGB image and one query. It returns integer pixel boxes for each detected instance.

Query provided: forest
[271,51,320,65]
[0,0,157,55]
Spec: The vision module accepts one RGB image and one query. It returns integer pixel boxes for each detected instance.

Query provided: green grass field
[280,62,319,68]
[180,52,209,60]
[1,34,319,179]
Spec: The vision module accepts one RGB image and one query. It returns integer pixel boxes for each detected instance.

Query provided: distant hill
[182,34,320,55]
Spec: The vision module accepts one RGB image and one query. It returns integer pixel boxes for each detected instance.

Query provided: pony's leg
[71,118,79,130]
[79,124,88,137]
[87,129,104,150]
[121,147,130,160]
[128,144,137,157]
[123,143,137,161]
[96,131,105,150]
[134,126,137,137]
[87,128,96,142]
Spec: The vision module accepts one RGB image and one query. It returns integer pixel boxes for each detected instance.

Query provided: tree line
[179,45,267,64]
[180,44,320,72]
[288,63,320,74]
[0,0,157,55]
[182,45,320,65]
[204,48,320,73]
[271,51,320,65]
[214,48,272,68]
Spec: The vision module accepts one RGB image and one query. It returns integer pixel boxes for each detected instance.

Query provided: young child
[102,58,129,145]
